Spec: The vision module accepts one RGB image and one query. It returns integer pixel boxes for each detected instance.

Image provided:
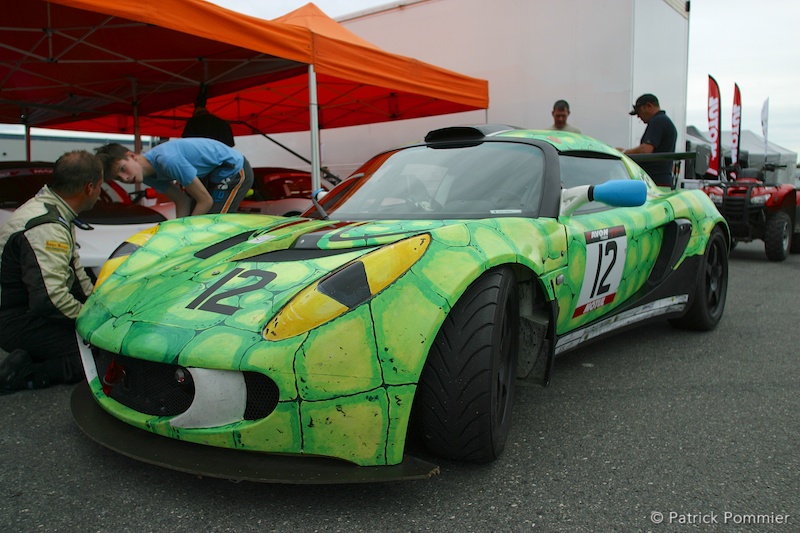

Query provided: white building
[0,130,156,163]
[235,0,691,178]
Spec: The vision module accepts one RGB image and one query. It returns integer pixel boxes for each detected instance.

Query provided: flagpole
[761,98,770,164]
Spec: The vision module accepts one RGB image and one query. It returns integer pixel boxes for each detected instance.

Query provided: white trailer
[0,130,152,163]
[237,0,691,178]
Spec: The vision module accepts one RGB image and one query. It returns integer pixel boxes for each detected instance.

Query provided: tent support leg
[308,65,322,193]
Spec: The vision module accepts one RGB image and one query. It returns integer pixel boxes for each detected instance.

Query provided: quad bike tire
[417,266,519,463]
[764,211,791,261]
[670,227,728,331]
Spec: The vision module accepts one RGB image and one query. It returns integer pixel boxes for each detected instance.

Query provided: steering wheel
[129,190,150,204]
[406,193,442,212]
[489,188,522,208]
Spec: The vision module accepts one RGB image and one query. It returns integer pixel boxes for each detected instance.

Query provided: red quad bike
[702,164,800,261]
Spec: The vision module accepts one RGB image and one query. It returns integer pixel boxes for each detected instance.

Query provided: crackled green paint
[79,214,568,465]
[77,141,726,467]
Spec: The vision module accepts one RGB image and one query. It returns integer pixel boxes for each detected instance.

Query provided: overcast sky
[211,0,800,157]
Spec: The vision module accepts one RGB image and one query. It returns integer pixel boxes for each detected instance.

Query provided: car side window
[560,154,630,188]
[560,154,632,214]
[0,175,48,208]
[263,177,313,200]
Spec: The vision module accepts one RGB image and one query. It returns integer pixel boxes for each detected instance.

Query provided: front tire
[670,227,728,330]
[417,266,519,462]
[764,211,791,261]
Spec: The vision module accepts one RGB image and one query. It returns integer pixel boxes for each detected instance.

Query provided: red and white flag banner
[730,83,741,179]
[707,75,722,177]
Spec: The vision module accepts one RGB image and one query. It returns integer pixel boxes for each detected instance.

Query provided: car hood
[80,203,167,225]
[77,215,451,355]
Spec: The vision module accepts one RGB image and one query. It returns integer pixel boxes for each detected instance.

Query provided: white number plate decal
[573,226,627,318]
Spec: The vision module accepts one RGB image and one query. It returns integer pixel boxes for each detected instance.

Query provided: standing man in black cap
[620,93,677,187]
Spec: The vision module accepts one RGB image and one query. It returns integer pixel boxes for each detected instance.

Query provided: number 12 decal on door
[573,226,627,318]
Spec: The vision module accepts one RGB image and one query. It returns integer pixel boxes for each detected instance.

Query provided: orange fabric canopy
[0,1,488,136]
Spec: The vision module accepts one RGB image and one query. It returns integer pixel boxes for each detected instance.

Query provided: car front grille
[93,349,279,421]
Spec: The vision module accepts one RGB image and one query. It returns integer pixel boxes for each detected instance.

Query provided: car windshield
[320,141,545,220]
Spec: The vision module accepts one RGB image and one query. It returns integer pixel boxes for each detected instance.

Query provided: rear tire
[764,211,791,261]
[670,227,728,331]
[417,266,519,462]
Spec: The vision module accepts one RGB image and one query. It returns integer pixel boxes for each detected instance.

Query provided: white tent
[685,126,798,185]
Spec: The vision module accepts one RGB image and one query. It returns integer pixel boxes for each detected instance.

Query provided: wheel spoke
[706,241,725,309]
[671,229,727,330]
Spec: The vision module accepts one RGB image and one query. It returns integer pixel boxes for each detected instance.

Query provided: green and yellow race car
[73,125,729,482]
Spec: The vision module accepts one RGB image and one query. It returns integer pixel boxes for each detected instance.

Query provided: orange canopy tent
[0,1,488,137]
[141,3,490,136]
[0,0,310,137]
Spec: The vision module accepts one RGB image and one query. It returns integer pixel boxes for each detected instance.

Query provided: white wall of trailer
[0,131,152,163]
[227,0,691,180]
[631,0,689,148]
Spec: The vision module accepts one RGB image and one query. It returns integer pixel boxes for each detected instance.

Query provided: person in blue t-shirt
[96,138,253,217]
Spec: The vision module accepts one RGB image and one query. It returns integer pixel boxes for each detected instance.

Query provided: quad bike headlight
[707,193,723,204]
[94,225,160,288]
[750,193,771,206]
[263,234,431,341]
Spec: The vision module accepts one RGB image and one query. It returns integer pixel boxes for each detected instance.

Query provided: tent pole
[25,122,31,162]
[131,79,142,154]
[308,65,321,192]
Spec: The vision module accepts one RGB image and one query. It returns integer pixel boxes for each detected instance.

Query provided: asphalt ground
[1,240,797,532]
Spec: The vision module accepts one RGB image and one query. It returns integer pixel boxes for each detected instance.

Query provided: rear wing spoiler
[627,151,699,190]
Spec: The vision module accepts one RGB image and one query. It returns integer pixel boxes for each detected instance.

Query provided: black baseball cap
[629,93,659,115]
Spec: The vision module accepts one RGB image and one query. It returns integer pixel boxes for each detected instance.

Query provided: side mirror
[560,180,647,216]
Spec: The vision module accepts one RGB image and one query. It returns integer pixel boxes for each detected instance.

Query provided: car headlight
[751,193,771,205]
[94,225,160,288]
[263,234,431,341]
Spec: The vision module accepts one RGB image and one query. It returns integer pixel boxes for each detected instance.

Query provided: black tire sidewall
[764,211,791,261]
[671,227,728,330]
[488,269,519,456]
[417,266,519,462]
[703,229,728,325]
